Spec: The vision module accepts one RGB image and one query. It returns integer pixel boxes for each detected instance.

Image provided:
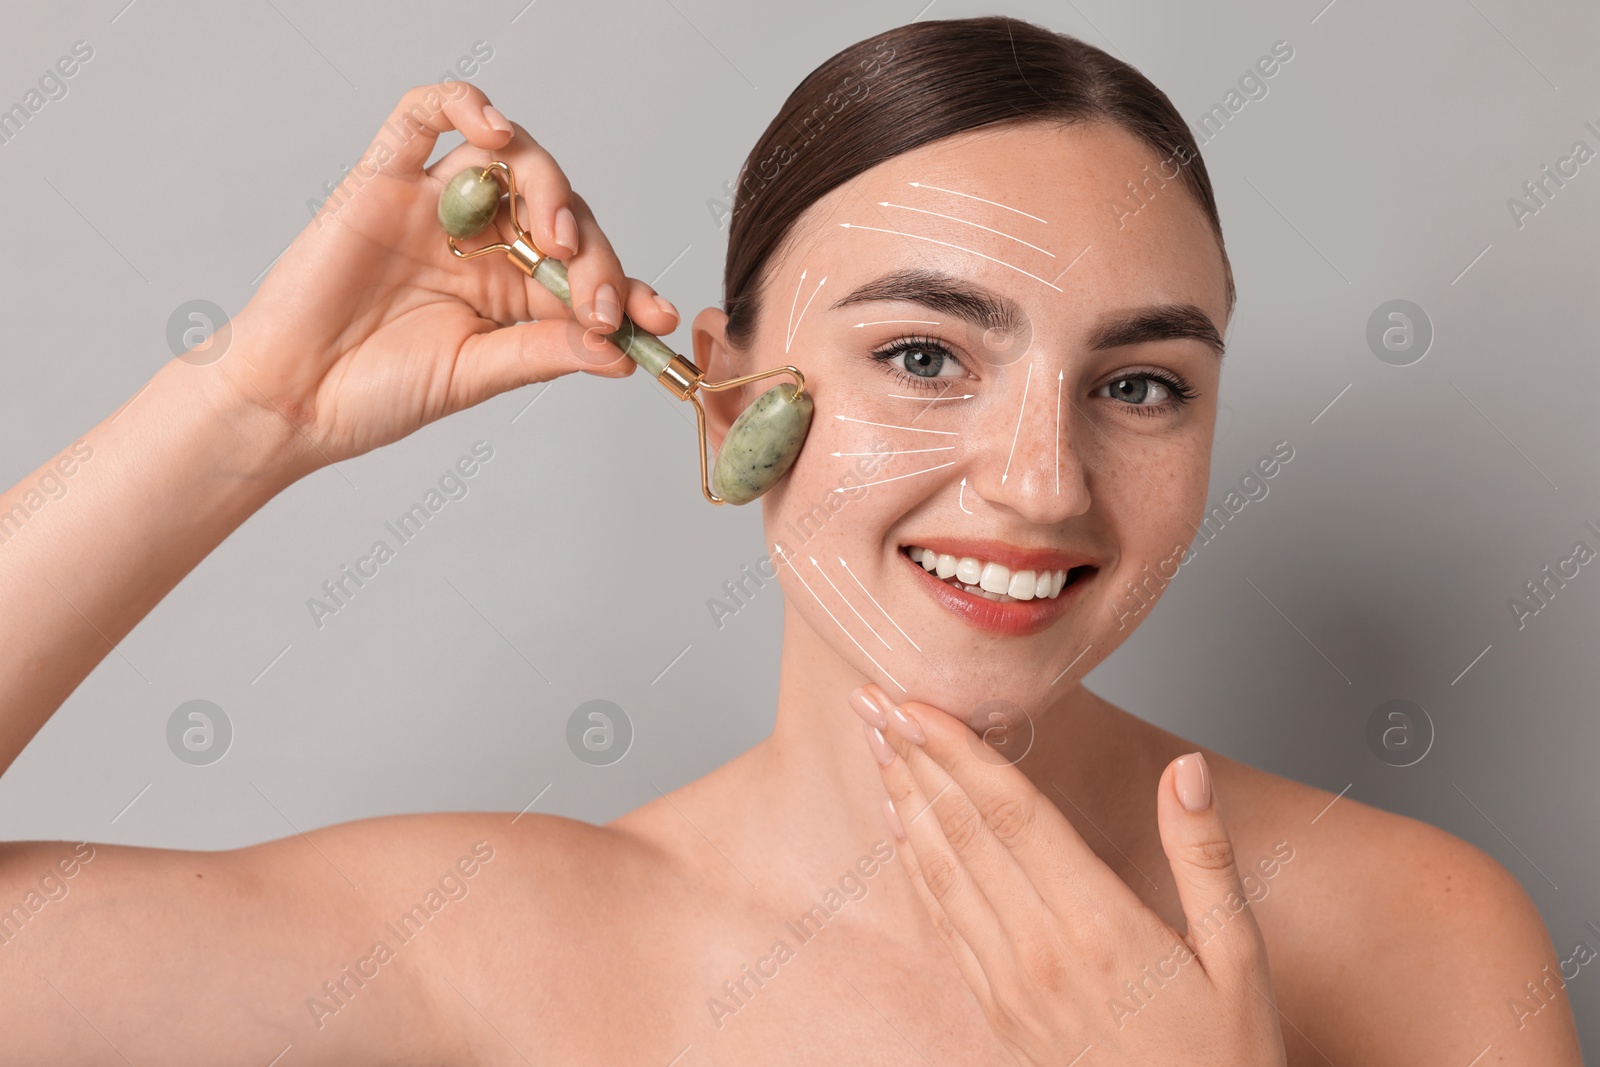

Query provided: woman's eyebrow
[1092,303,1225,357]
[828,267,1225,357]
[829,267,1024,332]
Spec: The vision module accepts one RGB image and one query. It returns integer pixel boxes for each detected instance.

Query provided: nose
[963,360,1092,524]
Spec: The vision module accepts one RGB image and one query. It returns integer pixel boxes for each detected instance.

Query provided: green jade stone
[437,168,502,239]
[710,382,813,505]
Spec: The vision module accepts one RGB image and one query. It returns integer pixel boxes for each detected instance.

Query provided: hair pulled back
[722,15,1233,349]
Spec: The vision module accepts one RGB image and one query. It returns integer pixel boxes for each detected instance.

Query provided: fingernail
[886,703,925,745]
[881,798,906,841]
[653,293,679,321]
[553,206,579,257]
[848,686,887,730]
[863,723,897,767]
[864,687,915,739]
[592,283,620,328]
[1175,752,1211,812]
[482,104,512,133]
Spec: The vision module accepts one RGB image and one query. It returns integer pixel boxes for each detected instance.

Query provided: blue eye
[870,336,969,391]
[1095,371,1200,416]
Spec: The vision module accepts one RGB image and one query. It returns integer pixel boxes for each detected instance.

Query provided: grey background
[1,0,1595,1048]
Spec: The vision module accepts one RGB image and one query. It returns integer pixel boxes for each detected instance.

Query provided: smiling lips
[906,545,1072,601]
[899,540,1098,636]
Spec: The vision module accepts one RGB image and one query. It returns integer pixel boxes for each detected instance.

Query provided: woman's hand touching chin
[848,685,1288,1066]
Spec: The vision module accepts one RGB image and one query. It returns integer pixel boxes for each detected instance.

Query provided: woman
[0,15,1580,1065]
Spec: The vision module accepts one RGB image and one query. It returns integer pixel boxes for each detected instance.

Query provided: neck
[743,599,1121,896]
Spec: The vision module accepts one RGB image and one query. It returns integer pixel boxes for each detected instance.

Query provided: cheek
[761,411,897,549]
[756,387,933,609]
[1089,431,1212,578]
[1163,444,1215,537]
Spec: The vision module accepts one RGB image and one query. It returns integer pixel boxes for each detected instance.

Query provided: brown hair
[722,15,1234,350]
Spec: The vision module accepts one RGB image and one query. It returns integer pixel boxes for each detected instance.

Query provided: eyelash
[1100,368,1201,418]
[869,335,969,392]
[867,335,1200,416]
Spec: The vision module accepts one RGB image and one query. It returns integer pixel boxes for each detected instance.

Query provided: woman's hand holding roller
[850,685,1289,1065]
[0,82,682,778]
[218,81,680,473]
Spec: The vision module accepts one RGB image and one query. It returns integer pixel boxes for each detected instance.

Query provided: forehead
[776,120,1228,328]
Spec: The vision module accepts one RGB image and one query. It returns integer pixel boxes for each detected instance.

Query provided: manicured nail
[881,798,906,841]
[863,723,896,767]
[886,703,925,745]
[848,686,887,730]
[592,283,620,328]
[653,293,679,321]
[1175,752,1211,812]
[553,206,579,256]
[865,687,901,726]
[482,104,512,133]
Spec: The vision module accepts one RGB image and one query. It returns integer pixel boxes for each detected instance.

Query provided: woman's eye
[1094,371,1199,415]
[1100,375,1172,406]
[897,346,951,377]
[871,338,969,388]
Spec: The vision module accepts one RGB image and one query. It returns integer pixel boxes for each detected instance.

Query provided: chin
[905,675,1054,736]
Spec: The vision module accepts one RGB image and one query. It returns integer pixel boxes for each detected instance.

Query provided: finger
[870,687,1140,922]
[881,796,996,1009]
[869,722,1012,977]
[560,192,631,341]
[473,194,636,377]
[449,315,634,412]
[377,82,514,177]
[623,276,681,338]
[560,274,678,374]
[870,704,1049,934]
[430,127,579,260]
[1157,752,1267,979]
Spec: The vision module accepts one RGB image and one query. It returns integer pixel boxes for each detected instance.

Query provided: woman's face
[696,120,1230,727]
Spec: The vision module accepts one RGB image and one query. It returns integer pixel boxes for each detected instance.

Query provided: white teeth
[978,561,1010,595]
[1007,570,1037,601]
[904,545,1077,602]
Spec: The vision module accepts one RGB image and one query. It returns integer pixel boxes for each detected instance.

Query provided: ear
[691,306,746,454]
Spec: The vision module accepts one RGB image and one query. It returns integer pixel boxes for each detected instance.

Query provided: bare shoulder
[0,809,672,1065]
[384,807,740,1052]
[1198,753,1584,1065]
[237,808,680,1062]
[293,806,676,966]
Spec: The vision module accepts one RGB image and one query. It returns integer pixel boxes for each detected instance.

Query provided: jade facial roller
[437,161,813,506]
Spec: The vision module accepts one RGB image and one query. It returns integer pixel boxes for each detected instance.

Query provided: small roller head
[438,167,503,240]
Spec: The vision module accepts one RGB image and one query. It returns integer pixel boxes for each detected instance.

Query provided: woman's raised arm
[0,82,680,777]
